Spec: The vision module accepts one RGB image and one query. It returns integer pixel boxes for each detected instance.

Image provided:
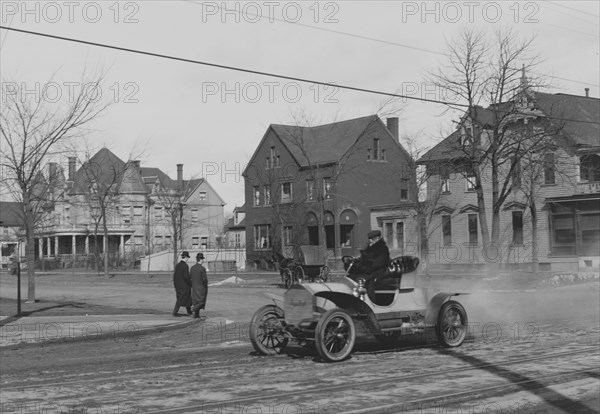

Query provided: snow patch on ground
[209,276,245,286]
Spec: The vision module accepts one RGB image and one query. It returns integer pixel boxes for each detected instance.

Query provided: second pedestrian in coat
[190,252,208,319]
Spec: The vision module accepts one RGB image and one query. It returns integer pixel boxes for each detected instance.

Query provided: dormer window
[580,154,600,182]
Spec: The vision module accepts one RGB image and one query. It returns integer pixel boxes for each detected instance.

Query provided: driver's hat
[367,230,381,239]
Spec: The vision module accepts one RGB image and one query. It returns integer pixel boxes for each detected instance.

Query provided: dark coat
[173,260,192,307]
[351,238,390,278]
[190,262,208,309]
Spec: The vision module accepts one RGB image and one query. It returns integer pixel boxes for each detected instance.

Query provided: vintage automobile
[249,255,469,362]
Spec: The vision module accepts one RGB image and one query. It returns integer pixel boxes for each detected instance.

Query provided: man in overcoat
[190,252,208,319]
[172,251,192,316]
[350,230,390,300]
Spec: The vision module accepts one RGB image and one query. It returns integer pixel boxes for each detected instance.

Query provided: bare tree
[0,75,108,300]
[429,29,558,272]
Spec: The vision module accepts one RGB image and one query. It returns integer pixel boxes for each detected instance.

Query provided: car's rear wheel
[436,300,468,347]
[315,308,356,362]
[249,305,288,355]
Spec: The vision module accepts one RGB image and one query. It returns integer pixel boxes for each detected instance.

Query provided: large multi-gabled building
[9,148,225,268]
[243,115,416,268]
[418,91,600,272]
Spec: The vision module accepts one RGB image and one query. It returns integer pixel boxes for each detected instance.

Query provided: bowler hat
[196,253,205,260]
[367,230,381,239]
[181,251,190,258]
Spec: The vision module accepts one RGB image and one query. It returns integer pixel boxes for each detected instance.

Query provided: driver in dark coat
[350,230,390,300]
[190,253,208,319]
[172,251,192,316]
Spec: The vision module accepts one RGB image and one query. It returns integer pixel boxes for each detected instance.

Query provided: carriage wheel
[293,266,305,284]
[249,305,288,355]
[315,308,356,362]
[436,300,468,347]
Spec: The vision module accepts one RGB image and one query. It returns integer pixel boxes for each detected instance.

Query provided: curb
[0,316,199,349]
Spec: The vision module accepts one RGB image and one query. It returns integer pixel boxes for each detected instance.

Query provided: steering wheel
[342,255,357,272]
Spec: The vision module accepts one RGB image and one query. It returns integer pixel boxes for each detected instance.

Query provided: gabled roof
[0,202,22,226]
[261,115,390,168]
[71,148,128,194]
[418,92,600,164]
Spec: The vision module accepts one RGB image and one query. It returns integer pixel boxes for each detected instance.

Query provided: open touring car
[250,255,469,362]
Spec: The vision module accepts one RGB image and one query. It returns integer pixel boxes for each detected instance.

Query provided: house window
[441,168,450,193]
[544,153,555,184]
[306,179,315,201]
[442,215,452,246]
[512,211,523,245]
[154,235,162,247]
[254,225,271,250]
[367,148,371,161]
[253,186,261,206]
[385,222,393,245]
[133,206,143,222]
[323,178,333,199]
[308,226,319,245]
[581,214,600,256]
[512,158,522,188]
[396,222,404,253]
[192,236,199,248]
[340,225,353,247]
[465,170,476,191]
[154,207,162,219]
[551,215,576,256]
[281,182,292,203]
[580,154,600,182]
[381,149,386,161]
[468,214,478,245]
[265,157,270,169]
[325,225,335,249]
[165,235,172,247]
[122,206,131,223]
[134,235,143,246]
[263,185,271,205]
[201,236,208,249]
[191,208,198,223]
[283,226,293,246]
[234,233,241,248]
[199,192,207,201]
[400,189,408,200]
[373,138,380,160]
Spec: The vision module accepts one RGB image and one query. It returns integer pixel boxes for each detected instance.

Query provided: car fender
[425,292,468,325]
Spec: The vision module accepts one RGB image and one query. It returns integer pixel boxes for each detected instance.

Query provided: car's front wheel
[315,308,356,362]
[249,305,288,355]
[436,300,468,347]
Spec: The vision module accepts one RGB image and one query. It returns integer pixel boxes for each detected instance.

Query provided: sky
[1,1,598,214]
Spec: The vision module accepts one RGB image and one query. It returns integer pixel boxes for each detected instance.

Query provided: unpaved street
[1,273,599,413]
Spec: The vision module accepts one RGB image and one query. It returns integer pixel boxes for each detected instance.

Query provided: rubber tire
[249,305,288,355]
[315,308,356,362]
[436,300,468,347]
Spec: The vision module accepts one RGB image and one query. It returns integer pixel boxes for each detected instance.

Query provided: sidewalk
[0,313,196,347]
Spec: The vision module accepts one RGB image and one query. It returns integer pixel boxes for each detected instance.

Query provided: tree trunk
[530,197,539,273]
[102,216,109,278]
[25,222,36,302]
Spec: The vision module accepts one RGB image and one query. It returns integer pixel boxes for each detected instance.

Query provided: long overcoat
[190,263,208,309]
[351,238,390,278]
[173,260,192,307]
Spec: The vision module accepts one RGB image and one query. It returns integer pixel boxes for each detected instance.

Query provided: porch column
[38,238,43,259]
[85,236,89,255]
[72,235,77,258]
[46,237,51,257]
[120,235,124,256]
[55,236,59,256]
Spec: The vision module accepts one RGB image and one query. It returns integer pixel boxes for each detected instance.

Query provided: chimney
[387,117,399,140]
[177,164,183,188]
[585,88,590,98]
[132,160,141,169]
[68,157,76,181]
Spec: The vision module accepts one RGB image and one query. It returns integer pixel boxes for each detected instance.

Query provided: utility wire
[181,0,600,88]
[1,25,599,126]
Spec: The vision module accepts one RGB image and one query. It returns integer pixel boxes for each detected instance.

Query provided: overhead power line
[1,25,598,127]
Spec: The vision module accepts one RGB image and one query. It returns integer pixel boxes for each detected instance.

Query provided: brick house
[418,91,600,272]
[22,148,225,267]
[223,205,246,249]
[243,115,416,269]
[0,201,21,269]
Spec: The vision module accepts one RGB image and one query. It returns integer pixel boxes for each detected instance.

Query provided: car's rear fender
[425,292,468,325]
